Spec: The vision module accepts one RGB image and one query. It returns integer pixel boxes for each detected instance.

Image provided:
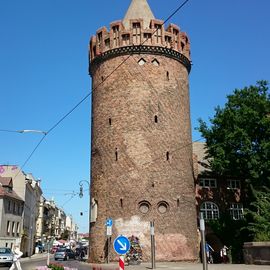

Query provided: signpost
[106,218,113,227]
[113,235,130,270]
[150,221,156,269]
[106,218,113,263]
[200,212,208,270]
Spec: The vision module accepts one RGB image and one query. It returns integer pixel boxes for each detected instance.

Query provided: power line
[0,129,21,133]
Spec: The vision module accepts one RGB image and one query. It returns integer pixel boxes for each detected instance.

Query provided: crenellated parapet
[89,18,191,69]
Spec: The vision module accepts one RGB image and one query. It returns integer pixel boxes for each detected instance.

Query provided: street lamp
[78,180,91,260]
[18,130,48,135]
[0,129,47,135]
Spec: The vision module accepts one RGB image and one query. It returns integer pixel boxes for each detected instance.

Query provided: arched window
[200,202,219,220]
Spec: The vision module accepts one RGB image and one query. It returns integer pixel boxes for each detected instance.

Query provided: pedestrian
[80,248,85,261]
[9,244,23,270]
[220,245,229,263]
[205,242,214,264]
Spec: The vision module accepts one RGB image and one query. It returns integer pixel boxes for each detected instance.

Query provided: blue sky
[0,0,269,232]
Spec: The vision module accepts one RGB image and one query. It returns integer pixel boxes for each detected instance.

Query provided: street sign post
[106,218,113,263]
[200,212,208,270]
[106,218,113,227]
[113,235,130,255]
[150,221,156,269]
[114,236,130,270]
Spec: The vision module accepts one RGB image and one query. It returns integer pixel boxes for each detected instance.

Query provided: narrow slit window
[177,198,180,207]
[154,115,158,123]
[166,151,170,161]
[120,198,123,208]
[115,148,118,161]
[166,71,170,80]
[109,118,112,126]
[181,42,185,51]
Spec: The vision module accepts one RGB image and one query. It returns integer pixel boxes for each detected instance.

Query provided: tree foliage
[245,186,270,241]
[198,81,270,188]
[198,81,270,242]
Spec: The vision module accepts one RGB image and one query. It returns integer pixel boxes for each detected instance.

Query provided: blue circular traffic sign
[106,218,113,227]
[113,235,130,255]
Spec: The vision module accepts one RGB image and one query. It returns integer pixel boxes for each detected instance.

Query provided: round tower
[89,0,198,263]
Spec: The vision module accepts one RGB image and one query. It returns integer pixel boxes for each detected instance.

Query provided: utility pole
[79,180,91,260]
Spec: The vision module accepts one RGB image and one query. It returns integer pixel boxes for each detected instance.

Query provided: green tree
[245,186,270,241]
[198,81,270,189]
[198,81,270,242]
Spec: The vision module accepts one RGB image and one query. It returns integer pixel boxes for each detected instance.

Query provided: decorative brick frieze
[90,45,191,75]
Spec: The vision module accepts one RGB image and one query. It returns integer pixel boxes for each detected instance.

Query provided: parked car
[54,248,75,261]
[0,247,13,267]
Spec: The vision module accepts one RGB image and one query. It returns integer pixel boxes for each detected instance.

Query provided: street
[1,255,270,270]
[0,254,90,270]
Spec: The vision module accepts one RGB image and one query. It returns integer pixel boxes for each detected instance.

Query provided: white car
[0,247,14,267]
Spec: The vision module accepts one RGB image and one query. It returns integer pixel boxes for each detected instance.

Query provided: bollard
[119,255,125,270]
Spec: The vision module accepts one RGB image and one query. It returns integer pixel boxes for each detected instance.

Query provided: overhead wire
[8,0,192,172]
[1,0,195,216]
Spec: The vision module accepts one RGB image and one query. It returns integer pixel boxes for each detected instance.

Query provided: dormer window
[154,24,162,44]
[122,34,130,46]
[138,58,146,66]
[97,32,103,49]
[105,38,110,49]
[132,22,141,44]
[112,26,120,47]
[165,35,172,47]
[152,59,160,66]
[143,33,151,44]
[173,28,179,49]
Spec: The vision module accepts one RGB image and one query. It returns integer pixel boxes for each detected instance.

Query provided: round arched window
[138,201,151,214]
[157,201,169,214]
[200,201,219,220]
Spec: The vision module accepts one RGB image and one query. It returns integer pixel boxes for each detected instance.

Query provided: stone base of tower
[88,216,199,264]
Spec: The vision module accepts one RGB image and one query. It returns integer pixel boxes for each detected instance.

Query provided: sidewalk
[88,262,270,270]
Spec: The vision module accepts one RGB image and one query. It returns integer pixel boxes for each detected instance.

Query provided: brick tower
[89,0,198,263]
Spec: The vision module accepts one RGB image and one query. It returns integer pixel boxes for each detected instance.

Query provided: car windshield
[0,248,11,254]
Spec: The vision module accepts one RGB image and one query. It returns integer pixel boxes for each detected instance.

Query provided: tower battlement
[89,18,191,64]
